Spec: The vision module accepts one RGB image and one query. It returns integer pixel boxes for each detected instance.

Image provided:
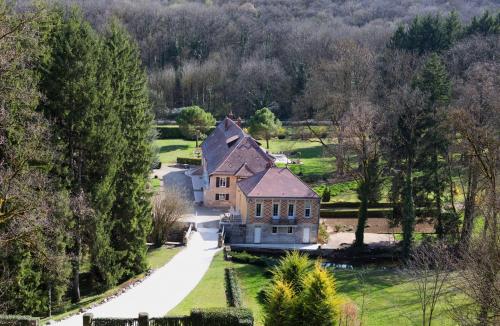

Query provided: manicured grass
[267,139,334,179]
[168,252,228,315]
[147,245,183,269]
[150,178,161,192]
[154,139,198,163]
[43,246,182,324]
[167,252,271,324]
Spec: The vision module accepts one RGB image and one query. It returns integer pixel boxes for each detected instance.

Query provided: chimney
[236,116,242,127]
[228,110,234,120]
[225,118,229,130]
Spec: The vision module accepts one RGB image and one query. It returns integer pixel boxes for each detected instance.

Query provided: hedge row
[0,315,39,326]
[190,308,253,326]
[320,202,394,209]
[229,251,276,267]
[225,268,243,308]
[177,157,202,165]
[156,125,216,140]
[320,209,389,219]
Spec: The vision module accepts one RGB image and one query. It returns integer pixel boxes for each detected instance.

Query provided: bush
[0,315,39,326]
[176,157,202,165]
[156,125,184,139]
[321,187,331,202]
[190,308,253,326]
[318,222,329,245]
[225,268,243,307]
[230,251,276,267]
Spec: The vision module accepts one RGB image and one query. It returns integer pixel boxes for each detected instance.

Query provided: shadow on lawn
[159,144,190,153]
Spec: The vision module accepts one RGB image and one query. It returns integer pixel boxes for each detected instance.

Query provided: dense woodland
[1,0,499,324]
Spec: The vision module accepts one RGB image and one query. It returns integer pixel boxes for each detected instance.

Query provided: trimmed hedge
[229,251,276,267]
[0,315,39,326]
[225,268,243,308]
[156,125,184,139]
[190,308,253,326]
[320,202,394,209]
[177,157,202,165]
[320,209,389,219]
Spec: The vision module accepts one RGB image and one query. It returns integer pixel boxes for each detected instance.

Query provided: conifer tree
[39,9,125,299]
[105,20,154,277]
[413,54,452,238]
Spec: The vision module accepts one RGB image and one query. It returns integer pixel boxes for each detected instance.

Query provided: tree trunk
[460,162,478,250]
[355,184,368,247]
[402,157,415,259]
[71,231,81,303]
[266,137,269,149]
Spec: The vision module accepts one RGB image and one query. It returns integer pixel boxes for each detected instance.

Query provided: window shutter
[215,194,219,200]
[226,177,230,187]
[216,177,220,187]
[226,194,229,200]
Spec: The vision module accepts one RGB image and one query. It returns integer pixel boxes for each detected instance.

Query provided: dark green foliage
[176,157,202,165]
[390,12,463,54]
[247,108,282,149]
[190,308,254,326]
[465,11,500,36]
[176,106,215,147]
[229,251,276,268]
[225,268,243,308]
[321,187,331,203]
[156,125,184,139]
[0,315,39,326]
[105,20,154,279]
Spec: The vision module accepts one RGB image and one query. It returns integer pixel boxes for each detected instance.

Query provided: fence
[84,308,253,326]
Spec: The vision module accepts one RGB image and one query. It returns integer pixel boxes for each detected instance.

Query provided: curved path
[56,227,220,325]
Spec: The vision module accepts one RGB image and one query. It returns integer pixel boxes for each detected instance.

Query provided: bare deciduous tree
[404,241,454,326]
[151,186,191,247]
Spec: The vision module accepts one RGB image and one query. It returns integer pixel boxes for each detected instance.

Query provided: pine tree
[39,9,125,298]
[105,20,154,278]
[413,54,451,238]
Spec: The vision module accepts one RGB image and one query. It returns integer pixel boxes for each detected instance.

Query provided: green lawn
[43,246,182,324]
[168,252,270,324]
[155,138,198,163]
[170,252,465,326]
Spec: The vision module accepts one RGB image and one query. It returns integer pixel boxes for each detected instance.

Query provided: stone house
[201,117,320,244]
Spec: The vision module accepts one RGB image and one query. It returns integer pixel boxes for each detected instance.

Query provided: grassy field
[155,138,198,163]
[44,246,183,324]
[168,252,270,324]
[170,252,463,326]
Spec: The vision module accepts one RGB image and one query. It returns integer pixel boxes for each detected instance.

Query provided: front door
[254,227,261,244]
[303,227,310,243]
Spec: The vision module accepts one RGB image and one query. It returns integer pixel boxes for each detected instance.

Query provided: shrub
[0,315,39,326]
[263,280,295,326]
[318,222,329,245]
[176,157,202,165]
[271,251,313,293]
[321,187,331,202]
[156,125,184,139]
[190,308,253,326]
[225,268,243,307]
[230,251,276,267]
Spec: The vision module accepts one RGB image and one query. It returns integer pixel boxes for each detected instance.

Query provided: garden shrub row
[156,125,216,140]
[0,315,39,326]
[176,157,202,165]
[224,268,243,308]
[320,202,394,209]
[229,251,276,267]
[190,308,253,326]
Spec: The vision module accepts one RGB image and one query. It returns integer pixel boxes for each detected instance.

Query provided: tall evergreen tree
[105,20,154,278]
[39,9,125,300]
[413,54,452,238]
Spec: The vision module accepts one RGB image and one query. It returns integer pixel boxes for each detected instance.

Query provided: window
[256,203,262,217]
[288,227,293,234]
[272,203,279,218]
[272,226,278,234]
[216,177,230,188]
[215,193,229,201]
[288,203,295,218]
[305,201,312,218]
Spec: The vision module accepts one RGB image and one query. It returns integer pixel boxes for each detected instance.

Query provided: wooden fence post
[138,312,149,326]
[83,313,93,326]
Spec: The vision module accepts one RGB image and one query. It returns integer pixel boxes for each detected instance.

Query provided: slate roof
[201,117,274,176]
[237,167,320,198]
